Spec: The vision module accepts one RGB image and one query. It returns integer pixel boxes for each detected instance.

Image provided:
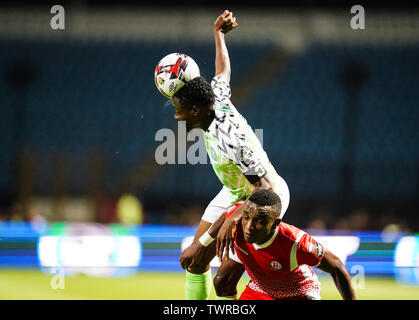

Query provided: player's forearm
[317,250,356,300]
[207,212,226,238]
[200,207,241,248]
[214,30,231,82]
[330,264,357,300]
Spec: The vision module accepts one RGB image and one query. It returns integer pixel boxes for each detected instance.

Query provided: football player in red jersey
[181,189,356,300]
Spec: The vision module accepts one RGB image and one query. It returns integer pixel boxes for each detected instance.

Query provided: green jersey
[203,76,289,217]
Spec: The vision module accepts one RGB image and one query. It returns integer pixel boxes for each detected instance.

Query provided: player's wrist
[198,231,215,247]
[214,28,225,37]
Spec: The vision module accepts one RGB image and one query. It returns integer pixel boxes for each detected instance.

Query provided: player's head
[171,76,215,131]
[241,190,282,244]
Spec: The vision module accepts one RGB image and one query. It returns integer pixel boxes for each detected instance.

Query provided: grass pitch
[0,269,418,300]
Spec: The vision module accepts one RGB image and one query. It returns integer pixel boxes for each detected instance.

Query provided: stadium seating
[0,39,417,204]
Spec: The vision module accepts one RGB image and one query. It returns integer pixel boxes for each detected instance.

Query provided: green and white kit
[201,76,290,223]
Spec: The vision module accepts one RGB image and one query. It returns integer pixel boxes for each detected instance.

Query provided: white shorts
[201,175,290,223]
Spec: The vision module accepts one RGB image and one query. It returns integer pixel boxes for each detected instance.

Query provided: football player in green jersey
[176,10,290,300]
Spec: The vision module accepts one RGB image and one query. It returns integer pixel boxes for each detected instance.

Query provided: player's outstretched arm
[180,212,228,270]
[214,10,238,83]
[316,249,357,300]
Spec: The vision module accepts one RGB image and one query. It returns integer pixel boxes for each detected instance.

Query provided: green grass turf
[0,270,418,300]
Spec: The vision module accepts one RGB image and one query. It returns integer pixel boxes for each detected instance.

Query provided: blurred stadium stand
[0,7,418,233]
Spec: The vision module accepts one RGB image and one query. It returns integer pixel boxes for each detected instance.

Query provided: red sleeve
[296,233,325,267]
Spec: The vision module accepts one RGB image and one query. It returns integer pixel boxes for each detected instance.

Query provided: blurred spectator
[117,193,144,225]
[97,197,119,223]
[164,203,202,226]
[5,200,47,233]
[307,218,327,230]
[333,216,350,230]
[177,204,202,226]
[380,210,409,241]
[306,207,332,234]
[10,201,45,223]
[382,223,403,242]
[333,209,371,231]
[0,208,10,221]
[348,209,370,230]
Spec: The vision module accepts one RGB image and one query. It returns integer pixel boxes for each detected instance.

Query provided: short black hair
[173,76,215,110]
[248,190,282,218]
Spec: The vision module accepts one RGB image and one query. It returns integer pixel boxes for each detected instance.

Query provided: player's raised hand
[214,10,238,34]
[179,241,205,270]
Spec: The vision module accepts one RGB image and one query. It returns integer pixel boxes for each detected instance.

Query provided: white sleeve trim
[290,231,306,271]
[311,244,325,268]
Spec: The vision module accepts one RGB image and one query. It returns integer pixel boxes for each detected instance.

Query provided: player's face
[171,96,199,131]
[241,202,278,245]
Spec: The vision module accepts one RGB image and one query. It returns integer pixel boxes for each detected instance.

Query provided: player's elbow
[329,257,349,278]
[319,250,348,276]
[327,257,357,300]
[252,177,274,192]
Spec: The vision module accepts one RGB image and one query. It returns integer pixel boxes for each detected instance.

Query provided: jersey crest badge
[270,260,282,270]
[312,243,324,258]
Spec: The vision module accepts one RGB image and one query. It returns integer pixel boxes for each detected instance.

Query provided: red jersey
[226,204,324,299]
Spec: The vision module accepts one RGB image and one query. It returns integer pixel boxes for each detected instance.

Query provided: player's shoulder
[225,202,243,219]
[210,108,230,130]
[278,222,306,243]
[211,75,232,103]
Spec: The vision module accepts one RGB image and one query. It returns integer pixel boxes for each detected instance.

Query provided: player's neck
[200,109,215,131]
[255,234,273,245]
[254,227,278,246]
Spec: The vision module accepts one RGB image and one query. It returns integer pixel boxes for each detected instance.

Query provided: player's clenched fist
[214,10,238,34]
[179,241,205,270]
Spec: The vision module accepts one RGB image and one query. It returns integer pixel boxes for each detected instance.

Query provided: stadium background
[0,1,418,299]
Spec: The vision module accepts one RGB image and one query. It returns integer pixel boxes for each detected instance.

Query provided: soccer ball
[154,53,200,99]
